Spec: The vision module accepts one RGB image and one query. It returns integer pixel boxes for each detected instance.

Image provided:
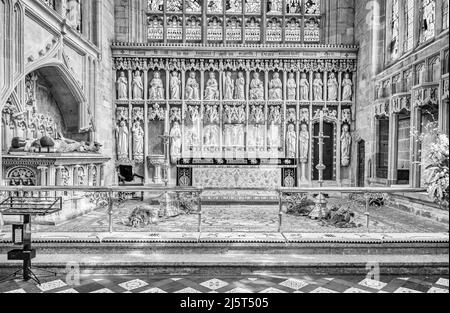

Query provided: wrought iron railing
[0,186,435,235]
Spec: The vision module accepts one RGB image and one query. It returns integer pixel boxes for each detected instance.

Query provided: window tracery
[145,0,322,43]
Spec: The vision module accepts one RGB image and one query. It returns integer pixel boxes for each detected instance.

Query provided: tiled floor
[0,274,448,294]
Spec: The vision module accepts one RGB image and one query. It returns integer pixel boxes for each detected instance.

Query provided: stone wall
[353,0,386,185]
[96,0,116,185]
[323,0,355,45]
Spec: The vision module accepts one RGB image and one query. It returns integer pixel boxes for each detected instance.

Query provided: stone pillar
[387,113,399,185]
[410,105,422,188]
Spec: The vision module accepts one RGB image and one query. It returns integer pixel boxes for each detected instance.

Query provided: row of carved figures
[117,70,353,102]
[116,116,352,167]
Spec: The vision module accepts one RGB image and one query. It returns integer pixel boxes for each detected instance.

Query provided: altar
[176,158,298,189]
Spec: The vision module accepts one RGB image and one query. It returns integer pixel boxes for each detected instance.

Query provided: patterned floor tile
[90,288,114,293]
[175,287,202,293]
[427,287,449,293]
[37,279,67,292]
[259,287,287,293]
[140,287,167,293]
[344,287,371,293]
[200,279,229,290]
[5,288,26,293]
[118,279,149,291]
[436,278,449,287]
[57,288,79,293]
[394,287,422,293]
[226,287,253,293]
[358,278,387,290]
[279,278,310,290]
[309,287,338,293]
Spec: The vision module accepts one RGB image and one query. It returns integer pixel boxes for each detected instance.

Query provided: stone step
[0,232,448,255]
[0,253,448,276]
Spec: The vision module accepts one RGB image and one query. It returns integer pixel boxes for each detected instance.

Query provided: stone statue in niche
[250,72,264,100]
[235,72,246,100]
[66,0,81,30]
[286,124,297,158]
[268,107,281,148]
[341,124,352,167]
[299,73,310,101]
[170,72,181,100]
[327,73,339,101]
[149,72,165,100]
[132,71,144,100]
[116,120,129,160]
[117,72,128,100]
[299,124,309,163]
[313,73,323,101]
[269,73,283,100]
[205,72,220,100]
[223,72,234,100]
[287,73,297,100]
[186,72,200,100]
[342,73,353,101]
[170,121,182,163]
[132,120,144,162]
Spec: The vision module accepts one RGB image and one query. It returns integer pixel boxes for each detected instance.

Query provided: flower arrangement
[424,132,449,209]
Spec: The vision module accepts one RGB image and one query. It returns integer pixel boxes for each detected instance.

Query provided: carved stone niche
[374,100,389,118]
[412,82,439,109]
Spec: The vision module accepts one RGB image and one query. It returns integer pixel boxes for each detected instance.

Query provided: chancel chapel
[0,0,448,295]
[0,0,448,218]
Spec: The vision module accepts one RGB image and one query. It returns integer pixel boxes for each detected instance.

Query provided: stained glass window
[245,0,261,14]
[286,0,302,14]
[144,0,322,43]
[226,0,242,13]
[167,0,183,12]
[404,0,415,52]
[304,0,320,15]
[391,0,400,59]
[420,0,436,42]
[207,0,223,14]
[148,0,163,12]
[186,0,202,13]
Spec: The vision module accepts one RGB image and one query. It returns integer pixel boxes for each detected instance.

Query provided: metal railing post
[364,193,370,230]
[278,190,283,233]
[108,190,114,233]
[197,191,202,233]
